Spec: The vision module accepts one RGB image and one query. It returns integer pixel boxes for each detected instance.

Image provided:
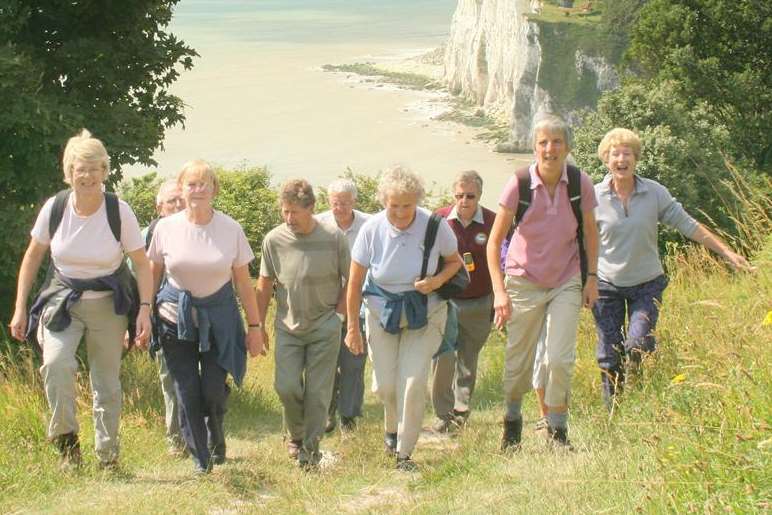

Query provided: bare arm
[254,274,274,354]
[689,224,755,272]
[486,205,514,329]
[9,239,49,341]
[582,209,599,308]
[233,263,266,357]
[127,248,153,348]
[344,261,367,355]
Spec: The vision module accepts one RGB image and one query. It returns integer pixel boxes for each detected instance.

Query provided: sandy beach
[126,2,531,205]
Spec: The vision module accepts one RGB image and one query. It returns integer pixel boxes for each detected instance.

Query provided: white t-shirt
[31,194,144,298]
[148,210,255,298]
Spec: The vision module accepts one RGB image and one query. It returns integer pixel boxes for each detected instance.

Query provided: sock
[547,411,568,429]
[504,400,522,422]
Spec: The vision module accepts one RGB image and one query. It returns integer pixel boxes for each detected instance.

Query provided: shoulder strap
[145,217,161,250]
[513,168,532,227]
[566,165,587,285]
[421,214,441,279]
[48,189,72,239]
[104,192,121,243]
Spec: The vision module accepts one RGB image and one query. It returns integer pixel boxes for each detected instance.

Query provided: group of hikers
[8,113,753,475]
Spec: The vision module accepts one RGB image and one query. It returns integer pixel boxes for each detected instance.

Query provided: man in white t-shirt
[316,179,371,433]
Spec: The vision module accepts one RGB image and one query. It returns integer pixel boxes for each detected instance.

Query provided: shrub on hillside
[120,172,164,227]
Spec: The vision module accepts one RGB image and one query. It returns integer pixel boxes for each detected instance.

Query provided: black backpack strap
[145,217,161,250]
[104,191,121,243]
[48,189,72,239]
[566,165,587,285]
[421,214,441,279]
[513,168,532,227]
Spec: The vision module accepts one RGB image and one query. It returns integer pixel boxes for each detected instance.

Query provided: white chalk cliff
[444,0,619,150]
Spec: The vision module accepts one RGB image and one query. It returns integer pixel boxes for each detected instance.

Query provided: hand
[134,309,152,349]
[413,276,436,295]
[492,290,511,330]
[246,327,268,357]
[9,309,27,342]
[724,251,756,273]
[345,326,364,355]
[583,277,599,309]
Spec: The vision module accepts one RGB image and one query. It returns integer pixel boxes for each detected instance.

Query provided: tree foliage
[628,0,772,170]
[0,1,196,319]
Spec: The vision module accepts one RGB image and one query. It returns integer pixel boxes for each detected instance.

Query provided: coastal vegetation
[321,63,440,91]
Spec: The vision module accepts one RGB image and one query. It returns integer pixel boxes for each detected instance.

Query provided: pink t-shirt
[148,210,254,298]
[31,194,144,298]
[499,164,597,288]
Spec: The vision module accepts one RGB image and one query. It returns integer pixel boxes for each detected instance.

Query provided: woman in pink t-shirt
[148,160,264,474]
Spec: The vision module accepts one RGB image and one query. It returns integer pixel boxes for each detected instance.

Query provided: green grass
[1,242,770,513]
[321,63,440,91]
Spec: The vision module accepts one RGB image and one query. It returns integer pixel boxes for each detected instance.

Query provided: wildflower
[763,311,772,327]
[670,374,686,385]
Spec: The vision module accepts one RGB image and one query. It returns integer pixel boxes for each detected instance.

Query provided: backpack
[49,189,121,242]
[145,217,161,250]
[421,213,471,299]
[500,165,587,285]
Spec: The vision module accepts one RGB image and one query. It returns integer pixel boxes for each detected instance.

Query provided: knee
[41,355,78,384]
[274,377,303,404]
[372,377,397,404]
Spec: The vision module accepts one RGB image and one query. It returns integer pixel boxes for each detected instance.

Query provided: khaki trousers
[366,303,447,459]
[38,295,127,462]
[503,274,582,408]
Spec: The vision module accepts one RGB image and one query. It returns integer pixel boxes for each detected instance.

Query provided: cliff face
[443,0,619,150]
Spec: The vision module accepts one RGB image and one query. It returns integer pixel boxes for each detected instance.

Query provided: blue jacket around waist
[363,280,428,334]
[156,281,247,386]
[27,261,138,345]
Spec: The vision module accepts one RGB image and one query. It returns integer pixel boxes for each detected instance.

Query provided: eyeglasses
[454,193,476,200]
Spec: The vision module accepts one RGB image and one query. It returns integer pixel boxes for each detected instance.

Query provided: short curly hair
[597,128,642,162]
[280,179,315,209]
[62,129,109,184]
[376,165,425,206]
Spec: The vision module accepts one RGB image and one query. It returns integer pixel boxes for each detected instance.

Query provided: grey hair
[156,179,180,206]
[453,170,483,193]
[530,113,573,148]
[280,178,315,209]
[62,129,110,184]
[376,165,425,206]
[327,178,358,200]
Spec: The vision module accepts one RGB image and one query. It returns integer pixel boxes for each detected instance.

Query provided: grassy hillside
[1,241,769,513]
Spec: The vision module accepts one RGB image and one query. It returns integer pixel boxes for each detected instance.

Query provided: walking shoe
[54,432,82,471]
[383,432,398,456]
[534,416,549,432]
[501,418,523,451]
[546,425,574,451]
[395,455,418,472]
[431,416,459,434]
[340,416,357,432]
[287,439,303,460]
[210,443,226,465]
[453,409,470,427]
[298,448,322,471]
[324,415,337,434]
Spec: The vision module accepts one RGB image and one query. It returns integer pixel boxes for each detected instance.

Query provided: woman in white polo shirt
[9,129,153,470]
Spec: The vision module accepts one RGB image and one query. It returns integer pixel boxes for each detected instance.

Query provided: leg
[431,351,457,421]
[157,348,184,451]
[161,327,210,471]
[301,316,341,455]
[336,316,368,420]
[80,297,127,464]
[532,324,549,419]
[273,328,308,442]
[592,280,627,405]
[624,275,668,365]
[453,295,493,416]
[396,303,447,458]
[365,307,400,435]
[200,347,229,463]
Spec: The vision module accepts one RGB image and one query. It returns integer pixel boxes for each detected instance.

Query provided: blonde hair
[280,179,315,209]
[177,160,219,196]
[376,165,425,206]
[597,128,642,162]
[61,129,109,184]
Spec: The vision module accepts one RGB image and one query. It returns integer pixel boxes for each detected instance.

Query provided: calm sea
[172,0,457,45]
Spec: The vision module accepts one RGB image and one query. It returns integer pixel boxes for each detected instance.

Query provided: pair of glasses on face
[454,193,476,200]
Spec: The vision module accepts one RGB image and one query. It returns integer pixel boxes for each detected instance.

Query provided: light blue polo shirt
[352,207,458,315]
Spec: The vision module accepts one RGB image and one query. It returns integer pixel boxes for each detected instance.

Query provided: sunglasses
[454,193,477,200]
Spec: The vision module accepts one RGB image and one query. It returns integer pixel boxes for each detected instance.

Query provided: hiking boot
[534,416,549,432]
[54,432,82,471]
[287,439,303,460]
[546,426,574,451]
[395,455,418,472]
[298,448,322,471]
[431,416,459,434]
[340,416,357,432]
[501,418,522,451]
[383,432,398,456]
[453,409,470,427]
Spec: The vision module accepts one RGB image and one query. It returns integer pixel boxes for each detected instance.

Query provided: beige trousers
[503,274,582,408]
[366,302,447,459]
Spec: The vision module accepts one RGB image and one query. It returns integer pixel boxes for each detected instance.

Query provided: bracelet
[248,322,263,329]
